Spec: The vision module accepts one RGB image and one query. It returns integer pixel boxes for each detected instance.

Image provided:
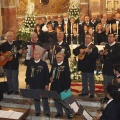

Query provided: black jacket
[50,62,71,93]
[0,41,22,70]
[73,43,98,72]
[103,43,120,76]
[25,59,50,89]
[100,100,120,120]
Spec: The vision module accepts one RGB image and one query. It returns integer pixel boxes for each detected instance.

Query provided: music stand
[47,90,60,100]
[38,89,49,99]
[64,95,83,115]
[47,90,71,114]
[20,89,40,100]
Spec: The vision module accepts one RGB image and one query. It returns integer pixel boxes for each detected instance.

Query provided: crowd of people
[0,11,120,119]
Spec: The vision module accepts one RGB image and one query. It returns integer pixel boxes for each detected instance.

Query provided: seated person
[97,84,120,120]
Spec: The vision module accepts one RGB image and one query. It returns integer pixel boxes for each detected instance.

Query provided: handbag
[0,82,8,93]
[60,89,72,100]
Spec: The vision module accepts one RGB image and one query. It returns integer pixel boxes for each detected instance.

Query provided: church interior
[0,0,120,120]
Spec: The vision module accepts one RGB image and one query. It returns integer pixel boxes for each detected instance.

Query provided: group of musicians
[0,12,120,119]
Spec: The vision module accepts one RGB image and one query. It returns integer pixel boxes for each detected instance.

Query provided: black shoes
[78,93,88,97]
[89,95,94,98]
[67,114,74,119]
[7,91,13,95]
[35,113,40,116]
[54,113,63,118]
[45,113,50,117]
[15,91,19,95]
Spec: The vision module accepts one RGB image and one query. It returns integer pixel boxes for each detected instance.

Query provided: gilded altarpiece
[17,0,69,16]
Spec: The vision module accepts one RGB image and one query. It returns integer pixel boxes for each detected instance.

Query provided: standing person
[25,49,50,116]
[50,52,72,119]
[0,31,22,95]
[73,33,98,98]
[50,32,71,65]
[100,33,120,100]
[24,32,43,65]
[34,24,44,43]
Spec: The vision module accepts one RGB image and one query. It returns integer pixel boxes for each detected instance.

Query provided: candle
[106,0,107,8]
[77,23,78,34]
[66,24,68,34]
[110,23,111,33]
[116,21,119,34]
[40,0,41,3]
[71,23,72,34]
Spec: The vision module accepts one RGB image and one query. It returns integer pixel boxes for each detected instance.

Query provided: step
[1,93,103,118]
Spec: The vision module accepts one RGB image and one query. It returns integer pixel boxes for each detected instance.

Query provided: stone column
[1,0,17,36]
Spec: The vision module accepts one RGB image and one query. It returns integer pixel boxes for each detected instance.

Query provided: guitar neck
[5,51,19,58]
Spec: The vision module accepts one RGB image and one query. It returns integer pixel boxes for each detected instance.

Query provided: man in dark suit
[50,52,72,119]
[97,84,120,120]
[0,31,22,95]
[25,49,50,116]
[47,16,58,30]
[100,33,120,101]
[62,13,70,26]
[73,33,98,98]
[50,32,71,65]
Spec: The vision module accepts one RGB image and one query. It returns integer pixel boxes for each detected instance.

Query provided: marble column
[1,0,17,36]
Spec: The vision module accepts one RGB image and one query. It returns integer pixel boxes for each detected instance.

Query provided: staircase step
[1,93,102,119]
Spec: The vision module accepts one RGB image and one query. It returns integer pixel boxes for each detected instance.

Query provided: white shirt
[58,41,63,45]
[109,42,116,46]
[57,61,63,66]
[107,99,113,105]
[34,59,40,63]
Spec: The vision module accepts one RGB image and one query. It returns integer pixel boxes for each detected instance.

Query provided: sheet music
[9,111,23,119]
[0,110,14,118]
[69,102,79,113]
[83,110,93,120]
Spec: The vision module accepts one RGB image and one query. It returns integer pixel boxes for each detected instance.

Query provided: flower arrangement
[17,1,36,41]
[69,56,103,84]
[70,57,81,81]
[68,0,80,20]
[94,74,103,84]
[17,13,36,41]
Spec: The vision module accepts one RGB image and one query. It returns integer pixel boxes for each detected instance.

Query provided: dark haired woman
[34,24,44,43]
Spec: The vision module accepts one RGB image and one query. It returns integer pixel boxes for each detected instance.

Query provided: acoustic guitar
[0,51,20,66]
[78,44,95,60]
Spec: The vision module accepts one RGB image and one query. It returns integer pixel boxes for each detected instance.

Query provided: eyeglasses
[56,57,63,59]
[85,37,91,39]
[108,36,114,38]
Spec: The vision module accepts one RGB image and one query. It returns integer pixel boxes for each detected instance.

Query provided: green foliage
[68,6,80,20]
[17,14,36,41]
[70,57,81,81]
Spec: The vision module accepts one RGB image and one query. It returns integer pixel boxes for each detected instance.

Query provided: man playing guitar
[0,31,22,95]
[73,33,98,98]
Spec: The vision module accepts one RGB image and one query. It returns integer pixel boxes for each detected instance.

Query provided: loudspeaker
[0,82,8,93]
[0,91,3,101]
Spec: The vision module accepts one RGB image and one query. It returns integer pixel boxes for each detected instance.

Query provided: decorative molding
[17,0,69,16]
[3,0,16,7]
